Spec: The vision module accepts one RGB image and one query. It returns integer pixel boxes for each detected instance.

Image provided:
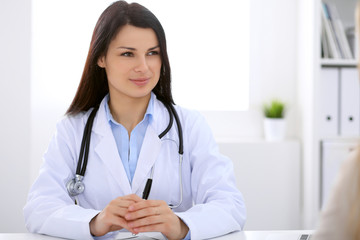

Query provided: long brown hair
[66,1,173,115]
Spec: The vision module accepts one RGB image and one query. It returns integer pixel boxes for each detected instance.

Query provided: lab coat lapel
[92,100,132,195]
[94,132,132,195]
[131,125,162,194]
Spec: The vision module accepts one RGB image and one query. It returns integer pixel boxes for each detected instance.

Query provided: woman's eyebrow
[148,45,160,51]
[116,45,159,51]
[117,46,136,50]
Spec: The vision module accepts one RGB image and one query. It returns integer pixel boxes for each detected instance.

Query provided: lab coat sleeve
[23,116,100,240]
[175,111,246,239]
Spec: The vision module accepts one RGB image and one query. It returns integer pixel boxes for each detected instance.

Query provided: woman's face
[98,24,161,101]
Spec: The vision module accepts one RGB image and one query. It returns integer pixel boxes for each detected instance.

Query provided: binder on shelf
[321,24,330,59]
[321,2,340,59]
[326,3,353,59]
[319,68,339,137]
[340,68,360,136]
[321,1,354,59]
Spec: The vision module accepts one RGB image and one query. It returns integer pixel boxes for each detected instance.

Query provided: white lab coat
[24,94,246,240]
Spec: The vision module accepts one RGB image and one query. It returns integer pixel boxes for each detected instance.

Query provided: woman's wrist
[89,214,102,236]
[89,215,97,236]
[178,217,189,240]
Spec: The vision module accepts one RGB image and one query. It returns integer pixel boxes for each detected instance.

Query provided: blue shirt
[105,94,154,184]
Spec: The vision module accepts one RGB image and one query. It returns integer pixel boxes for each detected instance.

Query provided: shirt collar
[104,93,155,125]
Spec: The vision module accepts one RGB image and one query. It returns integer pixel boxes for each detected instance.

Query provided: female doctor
[24,1,246,239]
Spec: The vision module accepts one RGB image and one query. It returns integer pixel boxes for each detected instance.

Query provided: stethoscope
[66,101,184,209]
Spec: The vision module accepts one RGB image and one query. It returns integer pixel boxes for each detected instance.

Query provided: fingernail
[125,214,131,219]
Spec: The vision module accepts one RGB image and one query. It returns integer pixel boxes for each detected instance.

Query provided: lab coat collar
[92,93,162,136]
[148,93,171,135]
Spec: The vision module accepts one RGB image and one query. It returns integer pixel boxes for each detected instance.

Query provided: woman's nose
[134,56,149,73]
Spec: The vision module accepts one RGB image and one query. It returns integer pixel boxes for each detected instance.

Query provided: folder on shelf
[319,68,339,137]
[340,68,360,136]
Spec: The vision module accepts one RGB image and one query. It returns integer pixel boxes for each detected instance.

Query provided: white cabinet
[218,140,300,230]
[320,139,359,207]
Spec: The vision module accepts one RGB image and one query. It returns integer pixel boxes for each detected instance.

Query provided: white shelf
[321,58,358,67]
[321,136,360,142]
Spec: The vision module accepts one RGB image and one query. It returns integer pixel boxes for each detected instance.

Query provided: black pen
[142,178,152,200]
[142,166,155,200]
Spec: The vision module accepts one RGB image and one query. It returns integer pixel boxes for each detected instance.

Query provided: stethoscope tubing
[77,105,99,176]
[168,103,183,155]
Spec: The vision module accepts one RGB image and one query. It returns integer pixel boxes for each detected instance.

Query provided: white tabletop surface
[0,230,314,240]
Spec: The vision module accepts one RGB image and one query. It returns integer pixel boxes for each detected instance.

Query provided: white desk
[0,230,313,240]
[212,230,313,239]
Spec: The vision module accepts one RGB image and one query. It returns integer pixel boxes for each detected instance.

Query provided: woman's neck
[108,93,151,135]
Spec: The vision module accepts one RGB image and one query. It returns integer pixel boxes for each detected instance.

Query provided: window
[31,0,249,111]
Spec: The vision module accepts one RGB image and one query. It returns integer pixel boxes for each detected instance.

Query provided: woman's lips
[130,78,150,86]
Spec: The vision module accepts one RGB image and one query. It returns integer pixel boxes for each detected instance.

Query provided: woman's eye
[121,52,133,57]
[147,51,159,56]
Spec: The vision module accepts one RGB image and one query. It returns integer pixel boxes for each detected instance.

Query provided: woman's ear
[97,56,106,68]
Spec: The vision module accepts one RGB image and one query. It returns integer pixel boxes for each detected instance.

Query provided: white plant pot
[263,118,286,141]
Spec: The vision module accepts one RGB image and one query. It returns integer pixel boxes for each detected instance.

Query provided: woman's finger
[89,194,143,236]
[128,199,164,212]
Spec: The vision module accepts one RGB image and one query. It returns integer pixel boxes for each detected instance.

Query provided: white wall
[0,0,31,233]
[0,0,301,233]
[203,0,298,140]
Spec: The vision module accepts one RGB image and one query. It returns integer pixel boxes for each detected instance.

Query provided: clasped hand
[89,194,188,240]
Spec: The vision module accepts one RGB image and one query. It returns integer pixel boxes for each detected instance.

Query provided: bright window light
[32,0,249,111]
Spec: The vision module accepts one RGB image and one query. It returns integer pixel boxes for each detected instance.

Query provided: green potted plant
[263,99,286,141]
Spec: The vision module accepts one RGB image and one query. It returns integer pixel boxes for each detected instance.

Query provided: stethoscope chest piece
[67,175,85,197]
